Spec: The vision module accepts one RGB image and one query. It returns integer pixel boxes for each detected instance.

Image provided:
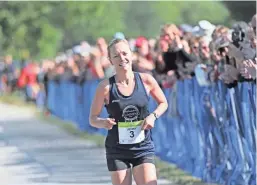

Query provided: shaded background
[0,1,255,59]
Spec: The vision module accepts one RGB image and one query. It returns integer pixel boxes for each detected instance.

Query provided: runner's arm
[89,80,116,129]
[145,73,168,119]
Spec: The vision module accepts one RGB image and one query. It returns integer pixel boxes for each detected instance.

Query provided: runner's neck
[115,70,134,86]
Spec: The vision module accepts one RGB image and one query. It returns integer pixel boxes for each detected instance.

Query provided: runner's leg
[107,158,132,185]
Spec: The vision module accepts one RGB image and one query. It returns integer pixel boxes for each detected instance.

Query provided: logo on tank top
[122,105,140,121]
[112,99,120,103]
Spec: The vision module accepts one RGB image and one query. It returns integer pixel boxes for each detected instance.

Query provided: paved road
[0,103,173,185]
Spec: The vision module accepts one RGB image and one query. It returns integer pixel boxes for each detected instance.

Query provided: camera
[218,47,226,55]
[231,21,248,48]
[232,30,245,43]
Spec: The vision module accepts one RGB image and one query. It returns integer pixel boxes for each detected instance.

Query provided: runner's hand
[142,114,156,130]
[103,118,116,130]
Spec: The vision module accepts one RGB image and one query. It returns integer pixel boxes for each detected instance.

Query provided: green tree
[51,2,125,49]
[123,1,230,38]
[0,2,60,59]
[122,2,161,38]
[37,20,63,59]
[223,1,256,22]
[0,1,249,60]
[179,1,230,25]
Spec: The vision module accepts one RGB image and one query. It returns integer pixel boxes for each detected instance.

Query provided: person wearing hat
[114,32,125,40]
[132,36,155,74]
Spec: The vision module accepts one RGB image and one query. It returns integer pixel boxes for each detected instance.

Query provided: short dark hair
[107,38,130,59]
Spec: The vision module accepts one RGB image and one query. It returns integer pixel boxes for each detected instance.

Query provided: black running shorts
[106,154,155,171]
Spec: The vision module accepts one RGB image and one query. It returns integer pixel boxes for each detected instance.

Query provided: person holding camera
[160,24,196,80]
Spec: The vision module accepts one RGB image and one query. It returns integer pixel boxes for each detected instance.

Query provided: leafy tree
[122,2,162,38]
[223,1,256,22]
[51,2,125,49]
[178,1,230,25]
[0,2,59,59]
[0,1,252,60]
[123,1,230,38]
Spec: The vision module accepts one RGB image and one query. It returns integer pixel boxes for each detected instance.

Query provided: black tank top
[105,72,155,159]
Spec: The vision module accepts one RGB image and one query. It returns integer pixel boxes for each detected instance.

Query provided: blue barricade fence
[46,78,256,185]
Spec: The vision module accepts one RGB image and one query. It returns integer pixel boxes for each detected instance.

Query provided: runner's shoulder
[97,78,111,95]
[137,72,156,86]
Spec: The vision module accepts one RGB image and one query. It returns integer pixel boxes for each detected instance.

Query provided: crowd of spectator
[0,14,256,109]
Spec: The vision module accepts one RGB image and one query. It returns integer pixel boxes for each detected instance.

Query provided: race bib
[118,120,145,144]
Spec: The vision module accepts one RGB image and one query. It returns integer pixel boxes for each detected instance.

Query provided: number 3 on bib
[118,121,145,144]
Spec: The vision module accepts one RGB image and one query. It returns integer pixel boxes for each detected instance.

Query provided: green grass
[155,159,217,185]
[0,93,217,185]
[0,93,32,106]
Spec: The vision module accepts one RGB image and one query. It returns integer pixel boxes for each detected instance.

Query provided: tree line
[0,1,255,59]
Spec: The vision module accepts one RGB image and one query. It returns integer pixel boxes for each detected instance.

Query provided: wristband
[152,112,159,120]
